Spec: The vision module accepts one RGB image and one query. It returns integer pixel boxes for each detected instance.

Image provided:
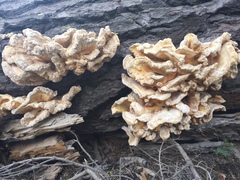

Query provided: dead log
[180,112,240,141]
[1,0,240,160]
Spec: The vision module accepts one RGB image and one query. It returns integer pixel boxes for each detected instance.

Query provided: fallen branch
[181,141,224,153]
[68,130,109,179]
[143,167,156,176]
[119,157,147,168]
[0,131,110,179]
[194,165,212,180]
[158,140,165,179]
[173,140,202,180]
[69,130,99,167]
[168,164,189,179]
[118,156,148,179]
[85,168,102,180]
[68,170,87,180]
[0,156,87,179]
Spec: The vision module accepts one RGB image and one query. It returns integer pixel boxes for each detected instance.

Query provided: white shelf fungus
[112,32,240,146]
[0,85,81,127]
[1,26,120,86]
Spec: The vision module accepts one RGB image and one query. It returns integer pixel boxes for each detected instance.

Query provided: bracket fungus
[1,26,120,86]
[0,85,81,127]
[112,32,240,146]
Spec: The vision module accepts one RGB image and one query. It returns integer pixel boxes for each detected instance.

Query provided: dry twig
[0,156,90,179]
[158,140,165,179]
[69,130,99,168]
[68,170,87,180]
[0,131,110,180]
[172,140,202,180]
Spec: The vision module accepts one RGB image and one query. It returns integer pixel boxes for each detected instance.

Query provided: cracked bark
[0,0,240,155]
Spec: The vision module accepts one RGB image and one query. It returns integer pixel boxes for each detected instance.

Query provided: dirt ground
[72,132,240,180]
[1,131,240,179]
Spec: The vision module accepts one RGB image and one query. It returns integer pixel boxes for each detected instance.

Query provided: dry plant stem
[120,157,147,168]
[0,156,91,179]
[68,170,87,180]
[119,157,122,180]
[69,130,99,168]
[158,140,165,179]
[118,157,148,180]
[69,130,110,179]
[119,157,146,180]
[112,175,134,180]
[93,138,102,163]
[162,144,177,153]
[232,147,240,163]
[1,158,53,177]
[0,136,109,180]
[194,165,212,180]
[125,167,135,178]
[137,147,158,163]
[168,164,188,180]
[85,168,102,180]
[173,140,202,180]
[0,156,107,180]
[32,169,36,180]
[135,173,143,179]
[135,167,152,179]
[144,168,156,177]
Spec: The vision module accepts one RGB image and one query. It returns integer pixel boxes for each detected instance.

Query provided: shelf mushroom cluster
[0,86,81,127]
[112,32,240,146]
[1,26,120,86]
[0,26,120,161]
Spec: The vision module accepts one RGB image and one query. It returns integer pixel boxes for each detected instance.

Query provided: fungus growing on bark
[112,32,240,146]
[0,86,81,127]
[1,26,120,86]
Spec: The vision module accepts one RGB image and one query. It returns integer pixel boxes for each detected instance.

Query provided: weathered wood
[0,112,84,141]
[40,166,63,180]
[8,134,79,161]
[0,113,83,161]
[0,0,240,151]
[181,141,224,153]
[180,112,240,141]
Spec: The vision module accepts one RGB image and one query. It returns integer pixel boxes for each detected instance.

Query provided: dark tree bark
[1,0,240,150]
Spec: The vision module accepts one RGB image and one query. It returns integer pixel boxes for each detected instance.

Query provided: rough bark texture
[1,0,240,142]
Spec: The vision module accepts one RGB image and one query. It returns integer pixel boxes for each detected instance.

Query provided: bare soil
[73,132,240,180]
[1,131,240,179]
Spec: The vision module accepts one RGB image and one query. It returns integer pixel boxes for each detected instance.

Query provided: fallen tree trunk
[1,0,240,162]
